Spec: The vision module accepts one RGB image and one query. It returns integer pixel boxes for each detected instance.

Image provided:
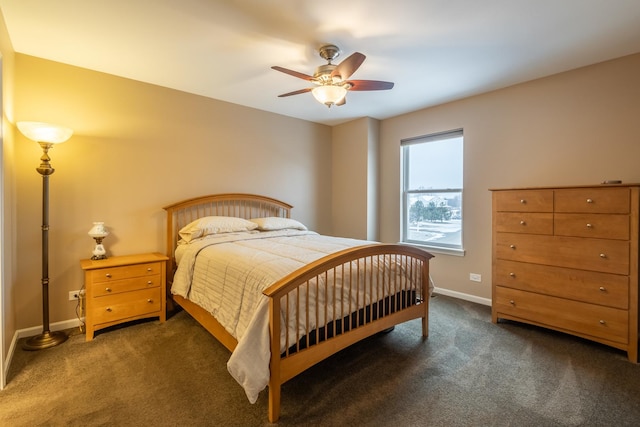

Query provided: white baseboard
[433,287,492,306]
[16,318,81,339]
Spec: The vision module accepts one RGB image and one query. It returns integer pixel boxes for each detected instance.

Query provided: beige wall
[12,54,332,329]
[380,53,640,301]
[331,117,379,240]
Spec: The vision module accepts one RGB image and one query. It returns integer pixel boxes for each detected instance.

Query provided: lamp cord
[75,285,86,333]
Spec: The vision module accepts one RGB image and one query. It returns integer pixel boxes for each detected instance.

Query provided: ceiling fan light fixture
[311,85,347,107]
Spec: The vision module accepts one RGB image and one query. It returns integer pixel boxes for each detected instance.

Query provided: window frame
[401,129,465,256]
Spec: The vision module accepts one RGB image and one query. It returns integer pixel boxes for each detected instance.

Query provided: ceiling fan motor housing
[318,44,341,63]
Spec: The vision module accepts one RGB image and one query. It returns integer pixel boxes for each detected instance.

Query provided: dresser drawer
[495,233,629,275]
[494,286,629,344]
[494,260,629,309]
[555,213,629,240]
[494,190,554,212]
[90,287,161,325]
[555,188,630,214]
[495,212,553,235]
[91,274,161,297]
[89,262,162,284]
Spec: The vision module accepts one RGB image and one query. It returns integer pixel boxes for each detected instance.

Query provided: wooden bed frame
[164,193,433,422]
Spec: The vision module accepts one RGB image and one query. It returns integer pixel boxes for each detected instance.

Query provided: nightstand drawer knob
[599,320,606,325]
[105,287,111,292]
[586,223,592,228]
[147,280,152,285]
[105,273,112,278]
[587,198,593,203]
[520,199,526,204]
[509,272,516,277]
[147,299,153,303]
[106,307,112,312]
[509,300,515,305]
[520,220,526,225]
[600,253,606,258]
[147,267,152,272]
[599,286,606,292]
[510,244,516,249]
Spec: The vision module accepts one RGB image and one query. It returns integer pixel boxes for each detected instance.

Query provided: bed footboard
[263,243,433,422]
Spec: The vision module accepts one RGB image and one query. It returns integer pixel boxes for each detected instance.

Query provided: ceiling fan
[272,44,394,107]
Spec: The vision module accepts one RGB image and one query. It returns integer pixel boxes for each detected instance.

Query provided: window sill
[399,242,465,257]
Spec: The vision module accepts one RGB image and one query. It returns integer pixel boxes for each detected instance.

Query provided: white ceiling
[2,0,640,126]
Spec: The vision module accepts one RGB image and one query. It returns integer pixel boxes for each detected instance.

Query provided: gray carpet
[1,294,639,426]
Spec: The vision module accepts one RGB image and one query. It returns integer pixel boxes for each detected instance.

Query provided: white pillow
[250,217,308,231]
[179,216,258,242]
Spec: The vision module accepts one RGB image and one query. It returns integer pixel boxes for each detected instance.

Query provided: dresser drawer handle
[147,299,153,303]
[105,273,112,278]
[105,287,111,293]
[520,199,526,204]
[586,198,593,203]
[509,272,516,277]
[599,320,606,325]
[509,300,515,305]
[147,280,153,285]
[599,253,606,258]
[106,307,112,312]
[586,223,592,228]
[147,267,152,272]
[509,244,516,249]
[520,220,526,225]
[599,286,606,292]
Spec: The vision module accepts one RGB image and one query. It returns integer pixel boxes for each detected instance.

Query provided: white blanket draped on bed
[171,230,376,403]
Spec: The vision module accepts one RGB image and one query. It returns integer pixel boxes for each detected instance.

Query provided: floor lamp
[18,121,74,351]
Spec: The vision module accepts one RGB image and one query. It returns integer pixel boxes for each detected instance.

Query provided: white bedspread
[171,230,373,403]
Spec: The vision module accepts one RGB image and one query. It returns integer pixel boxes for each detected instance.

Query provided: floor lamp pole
[22,141,69,350]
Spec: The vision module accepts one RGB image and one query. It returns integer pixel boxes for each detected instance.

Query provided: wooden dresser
[81,253,168,341]
[491,184,639,362]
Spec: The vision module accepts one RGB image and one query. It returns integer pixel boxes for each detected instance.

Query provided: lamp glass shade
[312,85,347,105]
[17,121,73,144]
[88,222,109,238]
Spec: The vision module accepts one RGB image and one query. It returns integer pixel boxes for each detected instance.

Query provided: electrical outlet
[469,273,482,282]
[69,290,81,301]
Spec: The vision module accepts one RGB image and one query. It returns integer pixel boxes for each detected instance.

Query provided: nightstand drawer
[90,287,161,325]
[494,190,554,212]
[91,274,161,297]
[89,262,162,284]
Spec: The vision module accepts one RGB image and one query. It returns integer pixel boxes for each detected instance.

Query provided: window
[401,129,464,254]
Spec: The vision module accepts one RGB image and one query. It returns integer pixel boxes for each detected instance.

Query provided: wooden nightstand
[80,252,168,341]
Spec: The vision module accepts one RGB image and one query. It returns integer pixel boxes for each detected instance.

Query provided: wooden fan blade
[277,88,312,97]
[347,80,394,91]
[271,66,314,81]
[331,52,365,80]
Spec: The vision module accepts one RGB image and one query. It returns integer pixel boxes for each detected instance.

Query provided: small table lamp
[88,222,109,260]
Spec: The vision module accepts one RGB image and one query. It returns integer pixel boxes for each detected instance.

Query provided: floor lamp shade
[17,121,73,144]
[18,121,73,350]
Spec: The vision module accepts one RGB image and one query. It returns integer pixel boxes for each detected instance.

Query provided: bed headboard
[163,193,293,275]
